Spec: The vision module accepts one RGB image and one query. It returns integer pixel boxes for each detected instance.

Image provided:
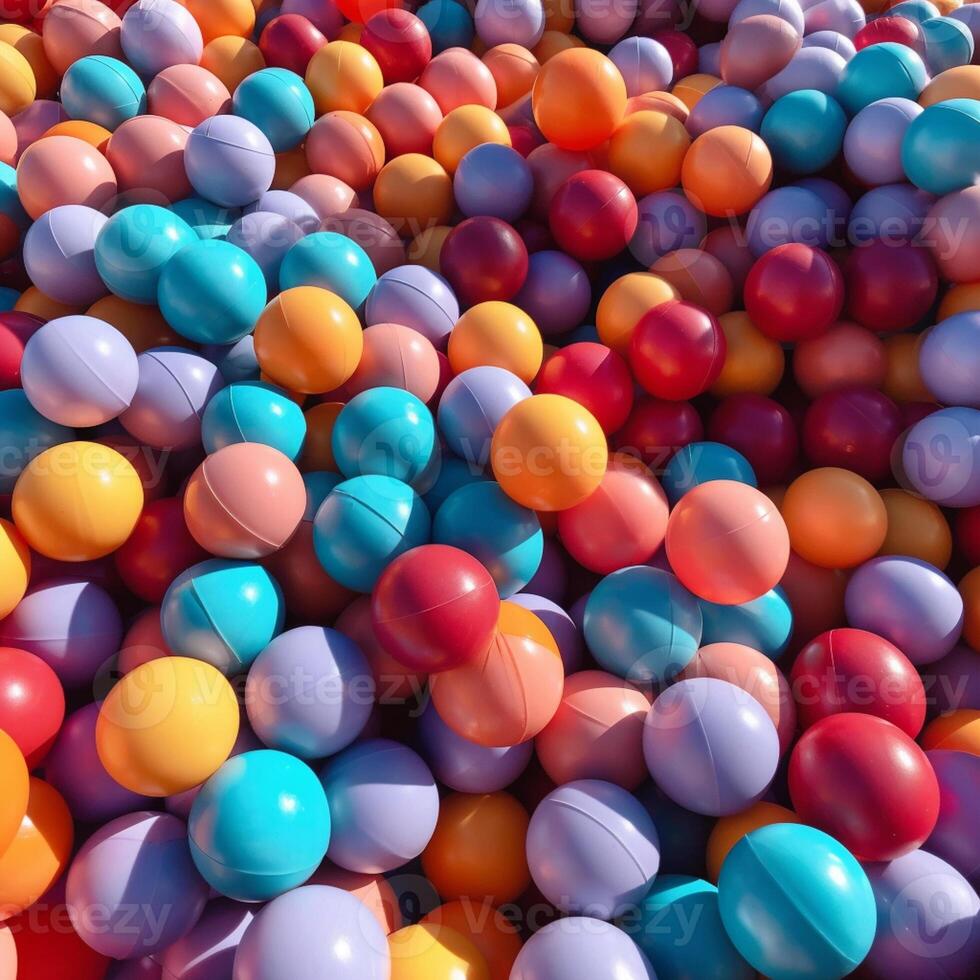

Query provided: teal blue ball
[699,586,793,660]
[0,389,73,495]
[903,98,980,196]
[61,56,146,130]
[760,89,848,175]
[661,441,757,506]
[171,196,240,240]
[837,44,928,116]
[201,381,307,461]
[279,232,378,309]
[231,68,315,152]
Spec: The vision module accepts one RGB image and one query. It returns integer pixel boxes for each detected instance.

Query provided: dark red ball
[788,713,940,862]
[549,170,638,262]
[361,9,432,83]
[744,243,844,342]
[0,311,43,390]
[440,216,529,305]
[535,342,634,435]
[854,16,922,51]
[708,392,799,484]
[259,13,327,75]
[629,300,726,401]
[652,30,699,80]
[843,240,938,333]
[614,398,704,469]
[0,646,65,768]
[956,505,980,566]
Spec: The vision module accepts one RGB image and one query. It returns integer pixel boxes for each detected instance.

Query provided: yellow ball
[0,41,35,117]
[0,25,57,100]
[0,517,29,621]
[389,923,490,980]
[12,442,144,562]
[306,41,383,115]
[448,302,543,383]
[96,657,240,797]
[596,272,679,354]
[433,105,511,174]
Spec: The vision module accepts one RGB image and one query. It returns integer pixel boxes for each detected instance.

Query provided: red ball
[114,497,208,603]
[549,170,639,262]
[371,544,502,673]
[854,16,922,51]
[440,216,529,306]
[790,627,926,738]
[843,240,938,333]
[956,505,980,566]
[535,342,634,435]
[652,30,698,80]
[259,14,327,75]
[614,397,704,467]
[361,9,432,84]
[630,300,726,401]
[788,713,940,861]
[802,386,903,482]
[708,393,799,484]
[744,243,844,342]
[0,647,65,768]
[0,311,43,390]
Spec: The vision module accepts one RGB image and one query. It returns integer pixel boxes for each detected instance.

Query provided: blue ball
[761,89,847,175]
[848,184,933,244]
[454,143,534,221]
[170,196,240,240]
[661,442,757,505]
[422,456,489,512]
[584,567,702,684]
[157,239,267,344]
[837,43,928,116]
[189,750,330,902]
[60,55,146,130]
[303,471,343,518]
[332,387,437,486]
[279,232,377,308]
[636,784,714,878]
[921,17,975,73]
[434,481,543,598]
[718,823,876,980]
[201,380,308,460]
[232,68,315,152]
[903,98,980,196]
[313,475,431,592]
[0,286,17,311]
[687,85,764,138]
[95,204,196,304]
[699,586,793,660]
[417,0,475,53]
[746,186,831,255]
[161,559,285,675]
[0,390,73,495]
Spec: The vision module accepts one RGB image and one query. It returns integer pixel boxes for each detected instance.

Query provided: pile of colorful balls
[1,0,979,977]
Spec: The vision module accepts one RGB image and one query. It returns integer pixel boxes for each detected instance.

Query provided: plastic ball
[877,487,952,569]
[361,9,432,84]
[843,239,938,332]
[453,143,532,222]
[607,35,673,98]
[922,710,980,755]
[170,194,239,239]
[259,14,327,76]
[305,110,383,190]
[120,0,202,77]
[231,67,314,153]
[147,64,231,127]
[926,185,980,285]
[346,322,440,403]
[901,406,980,508]
[184,0,256,43]
[21,204,106,307]
[919,312,979,408]
[661,441,756,504]
[698,583,793,658]
[373,152,455,233]
[201,380,307,461]
[16,135,117,220]
[721,14,802,89]
[184,114,275,208]
[687,85,764,139]
[388,922,489,980]
[548,169,637,261]
[441,219,529,306]
[0,311,41,391]
[681,125,773,217]
[0,728,27,856]
[511,918,652,980]
[794,321,886,397]
[842,97,921,188]
[482,42,539,110]
[277,233,375,310]
[709,394,797,482]
[837,41,928,115]
[155,900,256,979]
[608,110,690,199]
[0,519,28,622]
[305,39,383,114]
[200,36,266,94]
[60,55,144,131]
[925,750,980,881]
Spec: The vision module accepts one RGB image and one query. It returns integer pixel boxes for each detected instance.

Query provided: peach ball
[105,115,191,202]
[305,110,385,191]
[650,248,734,316]
[366,82,443,157]
[794,322,887,398]
[373,153,454,234]
[682,125,773,217]
[291,173,359,221]
[147,64,232,127]
[433,104,511,174]
[419,47,497,114]
[305,40,383,115]
[16,135,118,219]
[483,43,540,109]
[41,0,123,77]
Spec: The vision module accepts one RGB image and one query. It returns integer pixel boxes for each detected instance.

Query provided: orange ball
[939,282,980,319]
[960,566,980,652]
[497,601,559,658]
[42,119,111,151]
[273,145,310,189]
[607,111,690,197]
[312,865,403,935]
[184,0,256,44]
[306,40,383,115]
[781,468,888,569]
[681,125,773,217]
[0,24,56,100]
[531,48,627,151]
[626,91,690,123]
[666,480,790,604]
[389,923,490,980]
[200,36,265,93]
[0,517,30,622]
[421,793,531,904]
[13,287,83,320]
[407,225,452,273]
[373,153,454,234]
[86,294,181,352]
[254,286,364,394]
[794,321,887,398]
[533,29,584,64]
[595,272,679,354]
[434,104,511,174]
[305,110,385,191]
[0,730,28,858]
[483,44,539,109]
[448,301,543,383]
[16,135,118,220]
[424,902,522,980]
[706,802,799,882]
[878,489,953,569]
[542,0,575,33]
[882,332,932,403]
[921,710,980,755]
[300,402,344,472]
[920,65,980,107]
[672,73,723,110]
[651,248,735,316]
[710,310,785,397]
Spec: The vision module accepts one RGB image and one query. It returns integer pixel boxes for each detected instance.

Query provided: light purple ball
[630,191,707,266]
[474,0,546,48]
[281,0,344,37]
[845,556,964,665]
[244,190,319,233]
[121,0,204,77]
[863,849,980,980]
[800,0,865,39]
[950,5,980,63]
[22,205,108,305]
[67,812,210,959]
[226,211,304,291]
[575,0,640,44]
[901,407,980,507]
[232,885,390,980]
[511,592,583,671]
[844,97,923,187]
[642,677,780,815]
[185,116,276,209]
[699,41,723,75]
[926,750,980,882]
[513,250,591,337]
[730,0,805,32]
[759,46,847,100]
[245,626,374,760]
[687,85,764,138]
[746,186,831,255]
[608,36,674,98]
[0,578,121,687]
[121,347,224,449]
[919,312,980,409]
[925,645,980,714]
[527,779,661,917]
[161,899,256,980]
[802,29,856,59]
[849,183,934,244]
[796,175,852,239]
[511,918,656,980]
[364,265,459,348]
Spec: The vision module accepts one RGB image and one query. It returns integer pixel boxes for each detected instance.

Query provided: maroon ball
[802,386,903,481]
[843,239,938,333]
[259,14,326,75]
[614,397,705,468]
[549,170,638,262]
[956,505,980,566]
[708,392,799,484]
[361,9,432,84]
[744,244,844,342]
[0,311,43,390]
[652,30,698,80]
[854,16,922,52]
[440,216,529,306]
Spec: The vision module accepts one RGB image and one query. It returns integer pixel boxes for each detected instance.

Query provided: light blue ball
[189,750,330,903]
[718,823,876,980]
[279,232,377,308]
[746,186,831,255]
[60,56,146,130]
[699,586,793,660]
[313,475,431,592]
[332,386,437,486]
[434,481,543,598]
[454,143,534,221]
[886,0,940,23]
[157,239,267,344]
[0,390,73,495]
[170,196,240,240]
[761,89,847,174]
[95,204,196,304]
[417,0,475,53]
[902,98,980,196]
[160,559,285,675]
[921,17,975,73]
[584,566,702,684]
[232,68,315,152]
[201,380,307,460]
[661,442,757,505]
[837,43,928,116]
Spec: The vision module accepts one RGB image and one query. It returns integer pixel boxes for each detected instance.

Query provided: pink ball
[0,110,16,166]
[322,207,406,275]
[346,322,441,402]
[927,185,980,284]
[366,82,443,157]
[105,115,192,202]
[12,100,67,162]
[419,47,497,113]
[305,111,385,191]
[290,173,359,220]
[42,0,124,76]
[147,64,232,127]
[721,14,802,90]
[575,0,639,45]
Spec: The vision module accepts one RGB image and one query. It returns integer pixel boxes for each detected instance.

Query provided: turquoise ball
[231,68,315,152]
[201,380,308,460]
[171,196,240,240]
[761,89,848,175]
[837,44,928,116]
[279,232,378,309]
[903,98,980,195]
[661,441,757,506]
[699,586,793,660]
[61,56,146,130]
[0,389,73,495]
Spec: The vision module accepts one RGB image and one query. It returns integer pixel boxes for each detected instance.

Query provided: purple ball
[844,97,922,187]
[526,779,661,917]
[759,46,847,100]
[920,312,980,409]
[121,0,204,77]
[950,5,980,62]
[800,0,865,39]
[245,625,374,759]
[364,265,460,348]
[699,41,723,75]
[244,190,319,233]
[687,86,764,138]
[608,36,674,97]
[226,211,304,291]
[0,578,121,686]
[511,918,655,980]
[746,186,830,255]
[796,175,851,240]
[925,750,980,882]
[901,407,980,507]
[519,539,569,606]
[730,0,805,32]
[160,899,256,980]
[849,183,935,244]
[845,556,964,665]
[642,677,780,815]
[22,204,108,305]
[511,592,583,671]
[630,190,707,266]
[121,346,224,449]
[232,885,390,980]
[863,849,980,980]
[67,812,210,959]
[802,29,856,59]
[185,116,276,209]
[924,645,980,714]
[281,0,344,36]
[454,143,534,222]
[513,250,591,337]
[474,0,546,49]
